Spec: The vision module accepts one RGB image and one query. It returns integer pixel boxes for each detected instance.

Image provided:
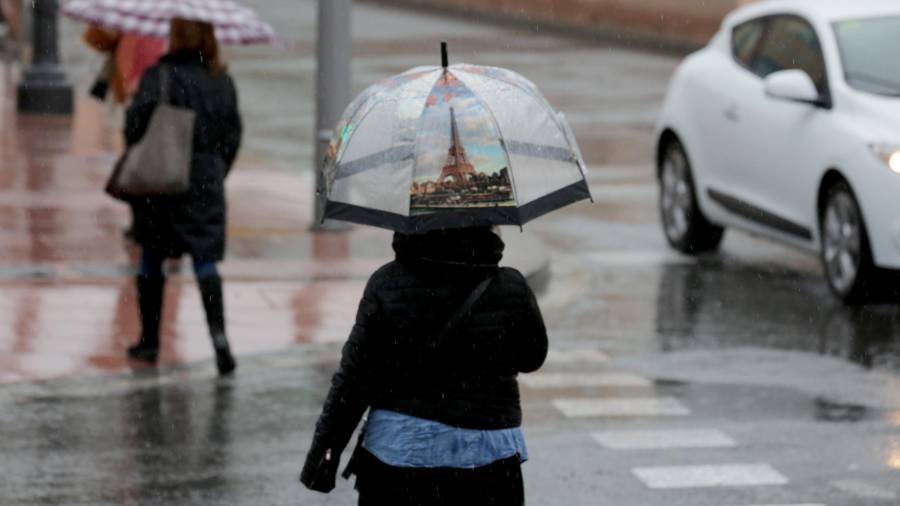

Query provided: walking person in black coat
[301,226,548,505]
[124,18,242,375]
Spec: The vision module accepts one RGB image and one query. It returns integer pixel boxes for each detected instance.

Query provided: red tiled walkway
[0,75,391,384]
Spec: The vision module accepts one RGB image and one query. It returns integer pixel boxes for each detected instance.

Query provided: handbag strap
[159,65,171,105]
[430,271,497,351]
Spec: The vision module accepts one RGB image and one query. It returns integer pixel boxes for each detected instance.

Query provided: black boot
[127,275,165,363]
[198,274,236,376]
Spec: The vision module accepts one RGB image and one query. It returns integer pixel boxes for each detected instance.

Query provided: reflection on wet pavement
[655,261,900,373]
[814,397,867,423]
[0,77,387,384]
[117,382,236,503]
[888,437,900,469]
[0,270,373,384]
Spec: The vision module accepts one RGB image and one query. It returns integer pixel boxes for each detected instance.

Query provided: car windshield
[834,16,900,97]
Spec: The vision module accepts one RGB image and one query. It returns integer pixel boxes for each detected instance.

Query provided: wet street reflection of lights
[888,437,900,469]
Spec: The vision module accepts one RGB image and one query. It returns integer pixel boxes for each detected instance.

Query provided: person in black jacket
[124,18,242,376]
[301,226,548,505]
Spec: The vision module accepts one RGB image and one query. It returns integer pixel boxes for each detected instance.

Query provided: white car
[654,0,900,303]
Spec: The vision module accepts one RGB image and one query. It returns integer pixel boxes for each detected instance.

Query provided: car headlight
[869,143,900,174]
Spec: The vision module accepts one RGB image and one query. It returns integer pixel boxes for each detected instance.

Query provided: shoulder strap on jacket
[430,272,497,350]
[159,65,170,105]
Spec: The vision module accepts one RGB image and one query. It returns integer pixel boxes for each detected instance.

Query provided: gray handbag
[108,66,195,197]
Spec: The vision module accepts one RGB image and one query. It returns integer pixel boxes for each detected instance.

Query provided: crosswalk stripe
[727,504,826,506]
[633,463,789,489]
[544,349,610,364]
[591,429,737,449]
[521,372,652,389]
[553,397,691,417]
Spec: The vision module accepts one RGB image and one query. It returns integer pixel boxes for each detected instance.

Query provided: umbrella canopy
[62,0,276,45]
[322,62,592,233]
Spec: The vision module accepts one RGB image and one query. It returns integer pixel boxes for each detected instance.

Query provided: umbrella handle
[441,41,448,69]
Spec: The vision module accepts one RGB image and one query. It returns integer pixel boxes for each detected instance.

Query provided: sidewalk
[0,70,548,384]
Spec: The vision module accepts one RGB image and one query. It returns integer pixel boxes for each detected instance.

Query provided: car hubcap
[823,193,861,293]
[661,148,692,241]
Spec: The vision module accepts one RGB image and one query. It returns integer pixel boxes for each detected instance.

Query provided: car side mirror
[764,70,827,107]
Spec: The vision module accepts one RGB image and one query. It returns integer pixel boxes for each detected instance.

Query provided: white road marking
[727,504,827,506]
[632,463,789,489]
[553,397,691,417]
[544,349,610,364]
[521,372,652,389]
[592,429,737,449]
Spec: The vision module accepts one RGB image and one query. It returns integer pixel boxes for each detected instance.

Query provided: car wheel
[658,140,724,254]
[819,181,877,303]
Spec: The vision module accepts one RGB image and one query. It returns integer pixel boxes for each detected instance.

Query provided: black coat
[301,227,548,490]
[125,49,242,261]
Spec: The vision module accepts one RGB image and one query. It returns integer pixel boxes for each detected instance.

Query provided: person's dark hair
[169,18,225,74]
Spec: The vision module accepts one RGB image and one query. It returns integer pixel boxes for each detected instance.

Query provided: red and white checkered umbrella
[62,0,277,45]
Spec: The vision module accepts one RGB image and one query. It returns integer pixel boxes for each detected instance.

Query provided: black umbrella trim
[325,179,590,233]
[518,179,592,224]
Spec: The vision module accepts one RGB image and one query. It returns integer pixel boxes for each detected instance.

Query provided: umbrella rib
[452,72,522,219]
[328,96,385,179]
[454,64,539,102]
[456,66,576,164]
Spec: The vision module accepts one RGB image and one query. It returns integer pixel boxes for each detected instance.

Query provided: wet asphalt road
[3,1,900,505]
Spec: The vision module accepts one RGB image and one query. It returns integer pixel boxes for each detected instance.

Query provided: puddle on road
[814,397,868,422]
[654,261,900,375]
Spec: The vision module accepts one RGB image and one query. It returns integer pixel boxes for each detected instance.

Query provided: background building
[366,0,759,50]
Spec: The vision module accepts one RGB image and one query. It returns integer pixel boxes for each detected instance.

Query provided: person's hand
[300,445,339,493]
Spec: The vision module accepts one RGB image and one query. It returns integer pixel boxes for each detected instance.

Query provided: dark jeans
[355,449,525,506]
[139,248,219,280]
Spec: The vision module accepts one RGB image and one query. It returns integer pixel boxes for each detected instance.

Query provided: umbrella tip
[441,41,448,69]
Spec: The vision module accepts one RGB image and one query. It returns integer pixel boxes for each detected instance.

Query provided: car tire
[658,140,724,254]
[819,181,879,303]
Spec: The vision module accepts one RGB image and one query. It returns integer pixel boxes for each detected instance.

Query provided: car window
[834,16,900,97]
[732,19,765,67]
[750,15,828,94]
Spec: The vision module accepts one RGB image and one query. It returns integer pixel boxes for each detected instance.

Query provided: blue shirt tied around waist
[361,409,528,469]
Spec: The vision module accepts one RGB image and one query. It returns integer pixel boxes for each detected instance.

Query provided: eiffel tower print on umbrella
[321,42,591,233]
[410,91,516,213]
[439,108,477,186]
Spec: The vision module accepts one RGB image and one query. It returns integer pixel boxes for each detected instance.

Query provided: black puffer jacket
[301,227,547,488]
[125,49,242,261]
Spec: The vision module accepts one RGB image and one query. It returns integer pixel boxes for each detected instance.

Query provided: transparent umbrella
[322,44,592,233]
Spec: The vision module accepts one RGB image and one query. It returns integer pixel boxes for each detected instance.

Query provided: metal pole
[17,0,72,114]
[312,0,352,231]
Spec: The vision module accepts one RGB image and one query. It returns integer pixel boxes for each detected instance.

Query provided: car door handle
[724,104,740,122]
